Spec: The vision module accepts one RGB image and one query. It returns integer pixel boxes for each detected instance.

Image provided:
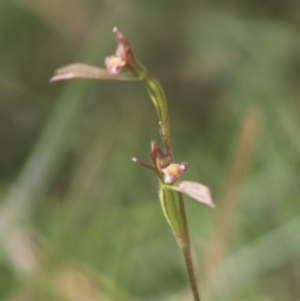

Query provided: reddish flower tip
[112,27,134,64]
[112,27,126,42]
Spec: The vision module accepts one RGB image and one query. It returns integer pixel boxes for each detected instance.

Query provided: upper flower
[104,27,134,74]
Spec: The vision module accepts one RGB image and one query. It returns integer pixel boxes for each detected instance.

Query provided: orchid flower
[51,27,214,301]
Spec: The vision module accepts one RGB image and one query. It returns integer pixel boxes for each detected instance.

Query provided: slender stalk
[161,128,201,300]
[132,50,202,301]
[177,191,201,301]
[159,119,173,161]
[147,70,201,301]
[156,118,200,300]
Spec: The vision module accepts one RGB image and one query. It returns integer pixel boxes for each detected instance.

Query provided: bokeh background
[1,1,300,300]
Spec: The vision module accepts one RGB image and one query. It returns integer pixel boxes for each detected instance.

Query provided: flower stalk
[51,27,215,301]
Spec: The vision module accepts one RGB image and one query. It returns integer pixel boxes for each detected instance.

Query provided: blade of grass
[210,216,300,300]
[203,110,257,293]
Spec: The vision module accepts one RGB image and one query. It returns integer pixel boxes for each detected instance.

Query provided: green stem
[159,119,173,161]
[129,56,201,301]
[160,179,201,301]
[143,75,168,123]
[128,62,168,128]
[177,192,201,301]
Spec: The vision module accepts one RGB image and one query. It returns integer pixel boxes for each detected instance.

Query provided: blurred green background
[1,1,300,300]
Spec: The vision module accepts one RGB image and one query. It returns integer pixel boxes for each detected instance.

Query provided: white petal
[171,181,215,208]
[50,63,137,82]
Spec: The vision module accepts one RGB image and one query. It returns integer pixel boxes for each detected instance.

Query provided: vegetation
[0,1,300,301]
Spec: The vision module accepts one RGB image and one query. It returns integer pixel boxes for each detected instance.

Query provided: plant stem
[177,191,201,301]
[158,101,201,301]
[159,119,173,161]
[129,51,201,301]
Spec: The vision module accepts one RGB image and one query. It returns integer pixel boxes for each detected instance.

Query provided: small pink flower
[150,141,188,184]
[105,27,135,75]
[50,27,138,83]
[134,141,215,208]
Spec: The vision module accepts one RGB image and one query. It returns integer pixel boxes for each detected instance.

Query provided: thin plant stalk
[178,192,200,301]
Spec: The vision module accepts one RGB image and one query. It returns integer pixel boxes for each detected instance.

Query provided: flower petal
[171,181,215,208]
[50,63,138,83]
